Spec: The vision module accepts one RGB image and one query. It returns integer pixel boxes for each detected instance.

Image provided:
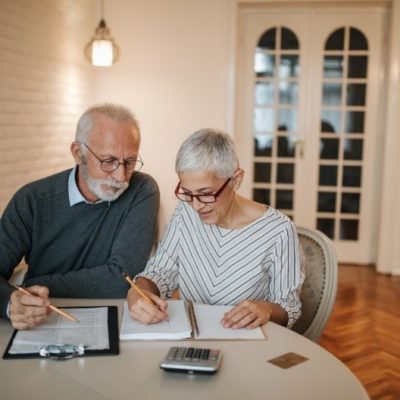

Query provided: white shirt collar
[68,166,104,206]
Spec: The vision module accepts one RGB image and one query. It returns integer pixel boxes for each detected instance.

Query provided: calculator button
[175,347,186,361]
[210,350,220,361]
[167,347,179,359]
[184,347,194,361]
[193,348,202,361]
[200,349,210,360]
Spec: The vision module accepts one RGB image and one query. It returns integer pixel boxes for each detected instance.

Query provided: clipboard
[2,306,119,359]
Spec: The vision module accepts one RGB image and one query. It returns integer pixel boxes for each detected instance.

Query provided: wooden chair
[292,227,338,342]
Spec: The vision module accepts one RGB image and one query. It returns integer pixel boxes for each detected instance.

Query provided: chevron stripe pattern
[320,265,400,400]
[139,201,304,327]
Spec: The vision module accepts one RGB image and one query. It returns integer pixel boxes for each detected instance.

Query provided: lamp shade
[85,19,119,66]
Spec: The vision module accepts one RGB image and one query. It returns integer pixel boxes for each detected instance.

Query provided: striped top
[138,201,304,328]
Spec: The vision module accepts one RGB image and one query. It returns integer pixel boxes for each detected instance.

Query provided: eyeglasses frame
[80,142,143,173]
[175,177,232,203]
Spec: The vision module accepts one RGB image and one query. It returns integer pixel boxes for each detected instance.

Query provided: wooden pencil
[12,284,79,323]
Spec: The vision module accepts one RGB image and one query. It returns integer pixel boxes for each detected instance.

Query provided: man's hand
[9,285,50,330]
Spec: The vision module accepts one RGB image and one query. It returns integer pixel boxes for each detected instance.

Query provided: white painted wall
[94,0,233,231]
[0,0,96,212]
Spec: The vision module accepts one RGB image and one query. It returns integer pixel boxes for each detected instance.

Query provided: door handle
[292,136,305,158]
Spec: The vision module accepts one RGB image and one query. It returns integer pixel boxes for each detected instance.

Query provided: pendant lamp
[84,1,119,67]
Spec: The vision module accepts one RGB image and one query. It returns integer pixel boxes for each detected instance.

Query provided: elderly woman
[127,129,304,329]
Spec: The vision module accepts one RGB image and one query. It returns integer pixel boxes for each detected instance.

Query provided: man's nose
[112,163,128,182]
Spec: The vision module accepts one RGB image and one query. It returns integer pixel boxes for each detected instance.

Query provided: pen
[11,285,79,323]
[122,272,155,305]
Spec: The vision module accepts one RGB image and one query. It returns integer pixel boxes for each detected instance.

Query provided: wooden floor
[319,265,400,400]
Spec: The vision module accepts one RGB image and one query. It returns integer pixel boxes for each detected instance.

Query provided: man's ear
[71,141,82,165]
[233,168,244,191]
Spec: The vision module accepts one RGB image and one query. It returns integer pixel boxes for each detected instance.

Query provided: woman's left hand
[221,300,273,329]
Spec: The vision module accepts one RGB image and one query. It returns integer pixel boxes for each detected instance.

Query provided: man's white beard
[81,163,129,202]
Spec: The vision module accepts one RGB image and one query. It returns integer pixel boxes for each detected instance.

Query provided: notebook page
[119,300,191,340]
[194,304,265,340]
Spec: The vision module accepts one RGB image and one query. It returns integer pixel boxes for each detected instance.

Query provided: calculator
[160,346,222,374]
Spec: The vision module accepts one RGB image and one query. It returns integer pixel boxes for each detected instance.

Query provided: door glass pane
[323,56,343,78]
[348,56,368,78]
[254,108,275,133]
[277,163,294,183]
[343,139,363,160]
[279,55,299,77]
[320,138,339,159]
[349,27,368,50]
[342,166,362,187]
[278,109,297,132]
[254,52,275,77]
[258,28,276,49]
[319,165,338,186]
[345,111,364,133]
[277,136,295,157]
[322,83,342,105]
[254,133,273,156]
[276,189,293,209]
[318,192,336,212]
[340,219,359,240]
[321,111,340,133]
[325,28,345,50]
[346,84,366,106]
[279,82,298,105]
[281,27,299,49]
[341,193,360,213]
[254,162,271,182]
[253,189,270,205]
[317,218,335,239]
[254,82,275,106]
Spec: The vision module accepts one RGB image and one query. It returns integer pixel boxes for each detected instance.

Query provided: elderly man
[0,103,160,329]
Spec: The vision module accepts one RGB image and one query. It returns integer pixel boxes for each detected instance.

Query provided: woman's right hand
[127,287,168,324]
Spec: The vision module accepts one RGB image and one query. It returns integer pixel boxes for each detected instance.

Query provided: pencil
[11,285,79,323]
[122,272,155,305]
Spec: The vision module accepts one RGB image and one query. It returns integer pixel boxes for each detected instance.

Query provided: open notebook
[119,300,265,340]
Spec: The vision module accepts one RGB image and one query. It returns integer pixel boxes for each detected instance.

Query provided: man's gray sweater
[0,169,159,318]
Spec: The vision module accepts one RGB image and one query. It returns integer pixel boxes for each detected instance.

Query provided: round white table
[0,299,369,400]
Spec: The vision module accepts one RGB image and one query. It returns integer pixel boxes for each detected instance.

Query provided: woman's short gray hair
[75,103,140,146]
[175,128,239,178]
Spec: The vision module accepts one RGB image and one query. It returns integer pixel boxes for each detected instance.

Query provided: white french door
[236,5,386,263]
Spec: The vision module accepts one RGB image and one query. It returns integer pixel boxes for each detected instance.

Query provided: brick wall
[0,0,96,212]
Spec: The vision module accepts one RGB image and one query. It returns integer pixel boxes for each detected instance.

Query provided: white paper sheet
[9,307,109,354]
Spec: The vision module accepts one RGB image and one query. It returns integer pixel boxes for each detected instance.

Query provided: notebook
[119,300,265,340]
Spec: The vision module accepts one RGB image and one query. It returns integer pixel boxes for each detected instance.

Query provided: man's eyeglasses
[80,142,143,173]
[175,178,231,203]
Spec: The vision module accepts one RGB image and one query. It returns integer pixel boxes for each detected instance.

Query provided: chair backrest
[292,227,338,342]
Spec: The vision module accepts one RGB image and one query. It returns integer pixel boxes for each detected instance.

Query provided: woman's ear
[70,141,82,165]
[232,168,244,191]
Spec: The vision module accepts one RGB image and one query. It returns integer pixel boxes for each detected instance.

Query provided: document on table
[120,300,265,340]
[8,307,110,354]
